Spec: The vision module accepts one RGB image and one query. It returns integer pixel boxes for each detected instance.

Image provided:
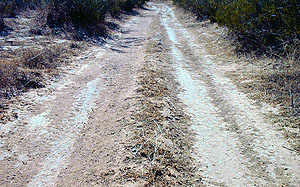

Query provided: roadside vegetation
[0,0,147,107]
[1,0,147,36]
[173,1,300,150]
[173,0,299,55]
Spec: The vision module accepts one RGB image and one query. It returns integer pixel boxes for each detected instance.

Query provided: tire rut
[156,3,300,186]
[0,8,154,186]
[1,3,299,187]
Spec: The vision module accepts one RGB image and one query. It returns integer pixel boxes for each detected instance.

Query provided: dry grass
[0,2,149,108]
[118,18,201,186]
[0,6,88,111]
[239,56,300,150]
[174,7,300,152]
[0,44,79,99]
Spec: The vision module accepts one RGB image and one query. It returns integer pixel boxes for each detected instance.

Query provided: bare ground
[0,2,299,187]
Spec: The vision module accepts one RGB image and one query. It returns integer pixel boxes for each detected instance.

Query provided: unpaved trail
[0,8,156,186]
[1,2,300,187]
[155,3,300,187]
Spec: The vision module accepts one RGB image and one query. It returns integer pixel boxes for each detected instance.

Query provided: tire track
[156,3,300,186]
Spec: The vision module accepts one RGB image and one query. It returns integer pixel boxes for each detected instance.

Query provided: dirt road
[156,3,300,187]
[0,7,152,186]
[0,2,299,187]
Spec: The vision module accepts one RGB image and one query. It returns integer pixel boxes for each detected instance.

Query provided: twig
[164,96,176,110]
[136,139,149,154]
[282,146,300,154]
[152,119,162,133]
[27,51,45,62]
[62,28,72,39]
[152,129,158,163]
[289,84,294,108]
[23,81,31,88]
[80,49,102,60]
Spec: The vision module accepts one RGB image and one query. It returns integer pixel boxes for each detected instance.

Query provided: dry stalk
[26,51,46,62]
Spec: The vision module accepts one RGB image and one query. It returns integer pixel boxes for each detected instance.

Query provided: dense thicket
[173,0,300,54]
[0,0,147,36]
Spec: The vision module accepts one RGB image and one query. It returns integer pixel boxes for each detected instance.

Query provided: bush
[121,0,137,12]
[47,0,111,36]
[173,0,300,54]
[121,0,146,12]
[173,0,218,21]
[0,0,148,38]
[216,0,300,49]
[47,0,147,37]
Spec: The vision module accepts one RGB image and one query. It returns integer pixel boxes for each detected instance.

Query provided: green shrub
[109,0,123,17]
[0,0,19,17]
[173,0,300,54]
[47,0,147,37]
[0,0,147,37]
[173,0,218,20]
[216,0,299,45]
[121,0,146,12]
[47,0,111,26]
[0,18,4,32]
[121,0,137,12]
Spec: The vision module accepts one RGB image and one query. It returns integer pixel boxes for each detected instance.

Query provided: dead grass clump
[131,65,196,186]
[0,44,76,99]
[0,58,42,98]
[0,3,88,111]
[262,67,300,112]
[255,57,300,150]
[22,47,66,69]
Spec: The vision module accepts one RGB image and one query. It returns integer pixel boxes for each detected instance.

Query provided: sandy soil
[0,2,299,187]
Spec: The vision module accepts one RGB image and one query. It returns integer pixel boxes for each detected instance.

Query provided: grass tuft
[0,44,74,99]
